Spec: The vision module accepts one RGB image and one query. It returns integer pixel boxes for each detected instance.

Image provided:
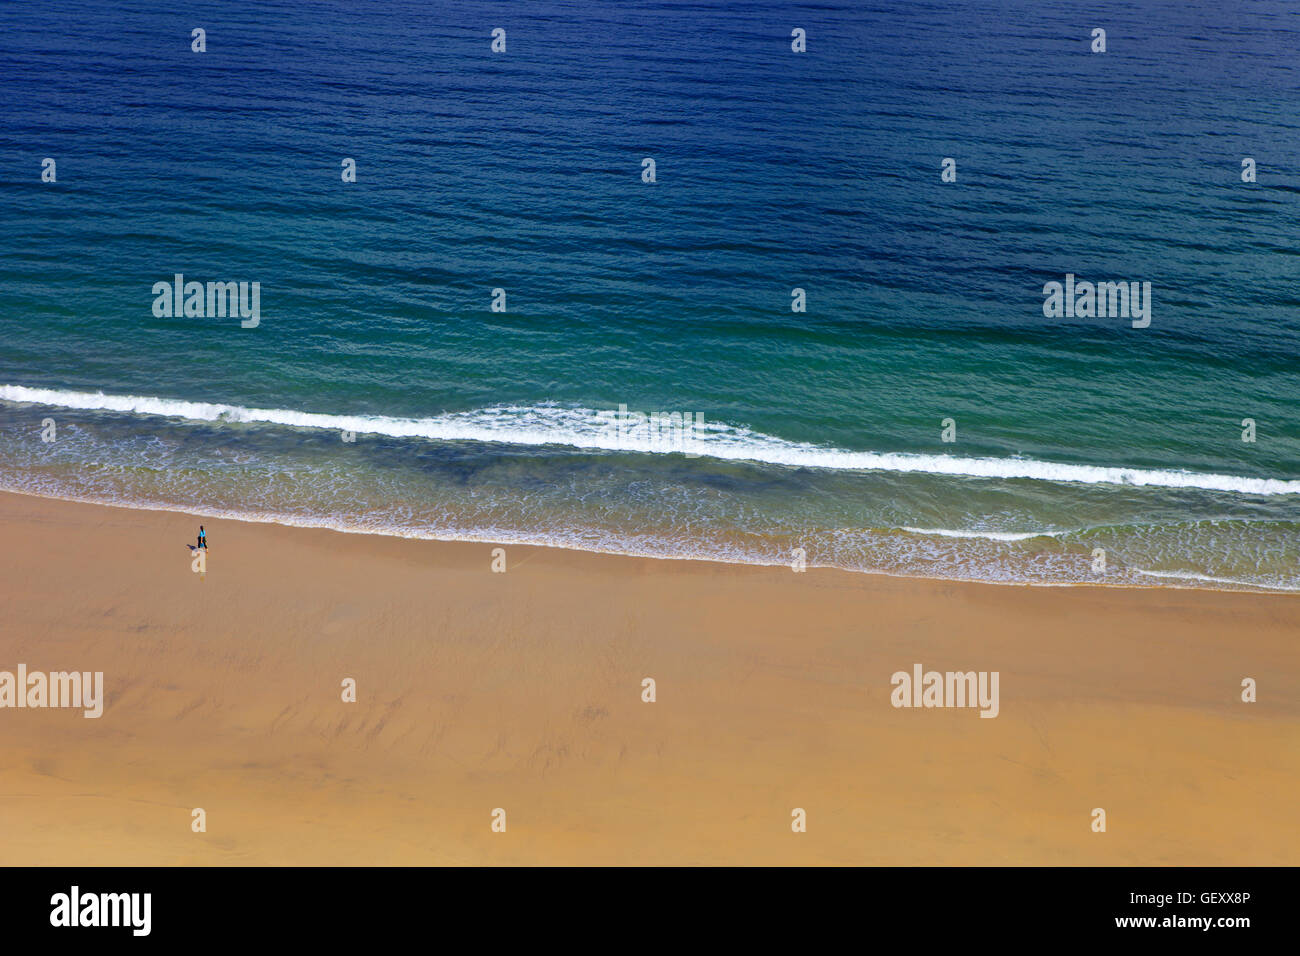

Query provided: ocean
[2,0,1298,590]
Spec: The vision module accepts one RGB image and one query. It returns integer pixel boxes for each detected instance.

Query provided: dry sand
[0,490,1296,865]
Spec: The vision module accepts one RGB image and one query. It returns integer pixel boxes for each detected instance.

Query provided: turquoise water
[1,0,1298,589]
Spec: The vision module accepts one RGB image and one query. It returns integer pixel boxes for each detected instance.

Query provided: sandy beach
[0,489,1296,865]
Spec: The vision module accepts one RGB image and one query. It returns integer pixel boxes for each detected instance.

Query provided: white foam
[902,527,1064,542]
[1132,567,1300,591]
[5,383,1299,495]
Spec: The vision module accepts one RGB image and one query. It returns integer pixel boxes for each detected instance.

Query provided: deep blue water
[2,0,1299,589]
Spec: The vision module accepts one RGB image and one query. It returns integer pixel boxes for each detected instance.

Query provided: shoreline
[1,489,1297,865]
[0,485,1291,598]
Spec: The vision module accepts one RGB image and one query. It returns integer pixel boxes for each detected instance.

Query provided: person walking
[197,525,207,550]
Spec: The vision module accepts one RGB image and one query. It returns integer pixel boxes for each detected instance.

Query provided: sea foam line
[901,527,1065,542]
[1132,568,1300,592]
[5,383,1299,495]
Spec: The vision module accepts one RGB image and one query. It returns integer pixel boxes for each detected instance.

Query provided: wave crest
[4,384,1298,495]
